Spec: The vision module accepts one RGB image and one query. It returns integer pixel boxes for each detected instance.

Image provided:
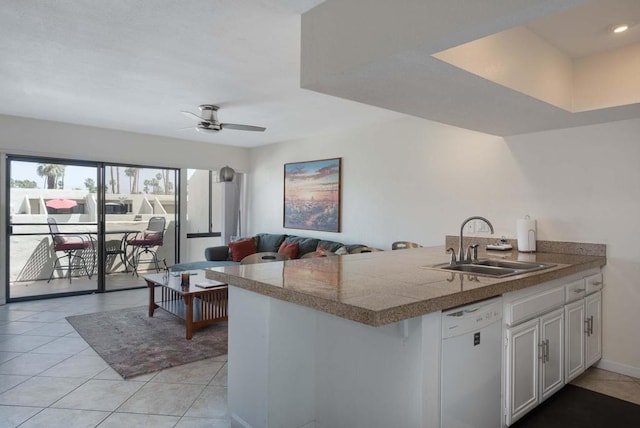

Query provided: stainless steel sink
[428,259,556,278]
[442,264,518,277]
[473,259,550,270]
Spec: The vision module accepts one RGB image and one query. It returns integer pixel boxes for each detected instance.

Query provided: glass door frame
[99,162,180,292]
[5,154,100,301]
[5,155,181,302]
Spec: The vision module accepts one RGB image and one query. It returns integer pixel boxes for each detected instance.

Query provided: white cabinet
[505,308,564,426]
[506,318,538,424]
[540,309,564,400]
[585,291,602,367]
[564,299,585,382]
[564,273,603,384]
[503,269,603,426]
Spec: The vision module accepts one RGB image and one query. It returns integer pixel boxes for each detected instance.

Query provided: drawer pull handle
[573,288,585,293]
[591,281,603,286]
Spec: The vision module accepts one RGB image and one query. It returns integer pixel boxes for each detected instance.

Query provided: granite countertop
[204,244,606,327]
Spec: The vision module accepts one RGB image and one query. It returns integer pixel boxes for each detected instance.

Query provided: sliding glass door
[6,156,180,301]
[7,157,99,300]
[102,164,179,291]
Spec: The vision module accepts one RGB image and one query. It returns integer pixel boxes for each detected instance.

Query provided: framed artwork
[283,158,341,232]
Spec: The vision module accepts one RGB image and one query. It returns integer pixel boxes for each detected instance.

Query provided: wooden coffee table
[143,270,228,339]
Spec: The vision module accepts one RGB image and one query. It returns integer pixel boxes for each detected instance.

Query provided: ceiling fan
[180,105,266,133]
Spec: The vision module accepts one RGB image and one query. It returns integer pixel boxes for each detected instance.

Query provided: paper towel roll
[517,217,537,252]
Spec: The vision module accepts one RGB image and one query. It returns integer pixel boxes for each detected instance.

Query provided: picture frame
[283,158,341,232]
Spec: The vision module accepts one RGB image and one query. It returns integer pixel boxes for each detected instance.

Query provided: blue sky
[9,160,174,193]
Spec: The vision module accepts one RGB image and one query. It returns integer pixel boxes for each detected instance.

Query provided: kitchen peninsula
[205,243,605,428]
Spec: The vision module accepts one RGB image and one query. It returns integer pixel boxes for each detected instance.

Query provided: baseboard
[230,414,319,428]
[596,359,640,379]
[231,413,253,428]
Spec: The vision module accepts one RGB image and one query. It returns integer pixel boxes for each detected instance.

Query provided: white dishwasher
[441,297,503,428]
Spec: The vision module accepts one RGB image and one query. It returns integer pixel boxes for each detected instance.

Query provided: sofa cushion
[205,246,231,261]
[317,240,343,253]
[284,236,320,256]
[229,238,257,262]
[256,233,287,253]
[278,241,299,259]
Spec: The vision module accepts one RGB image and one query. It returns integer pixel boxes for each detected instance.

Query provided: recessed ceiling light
[611,22,633,33]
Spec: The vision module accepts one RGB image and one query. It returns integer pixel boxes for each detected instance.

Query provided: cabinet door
[564,300,585,383]
[540,308,564,401]
[585,291,602,368]
[506,318,539,426]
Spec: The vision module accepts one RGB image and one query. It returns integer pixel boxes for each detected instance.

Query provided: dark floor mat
[512,384,640,428]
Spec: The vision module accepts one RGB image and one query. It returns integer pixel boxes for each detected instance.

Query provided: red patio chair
[47,218,94,283]
[127,216,166,276]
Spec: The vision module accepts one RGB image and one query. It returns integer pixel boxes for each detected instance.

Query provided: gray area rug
[66,306,228,379]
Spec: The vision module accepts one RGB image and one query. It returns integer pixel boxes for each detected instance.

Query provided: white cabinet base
[228,286,442,428]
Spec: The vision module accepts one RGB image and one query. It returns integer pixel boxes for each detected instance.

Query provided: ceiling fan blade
[221,123,266,132]
[181,111,204,122]
[177,126,197,131]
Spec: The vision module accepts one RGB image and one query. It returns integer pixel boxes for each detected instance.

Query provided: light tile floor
[571,366,640,405]
[0,289,229,428]
[2,289,639,427]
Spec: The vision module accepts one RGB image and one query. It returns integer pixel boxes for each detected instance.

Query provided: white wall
[0,114,249,303]
[0,114,249,171]
[248,115,640,376]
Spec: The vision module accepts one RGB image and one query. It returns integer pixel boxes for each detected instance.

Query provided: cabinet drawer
[565,279,586,303]
[585,273,603,294]
[506,286,565,326]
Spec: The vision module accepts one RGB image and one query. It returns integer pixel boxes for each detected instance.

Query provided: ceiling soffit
[301,0,640,136]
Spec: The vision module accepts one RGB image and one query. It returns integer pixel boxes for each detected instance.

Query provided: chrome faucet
[458,216,494,263]
[447,247,456,266]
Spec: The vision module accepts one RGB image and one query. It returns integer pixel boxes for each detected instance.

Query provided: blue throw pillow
[255,233,287,253]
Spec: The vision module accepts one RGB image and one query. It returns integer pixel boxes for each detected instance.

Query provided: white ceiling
[1,0,639,146]
[301,0,640,136]
[527,0,640,58]
[0,0,401,148]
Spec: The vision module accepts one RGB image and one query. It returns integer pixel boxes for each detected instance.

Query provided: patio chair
[127,216,166,276]
[47,218,94,283]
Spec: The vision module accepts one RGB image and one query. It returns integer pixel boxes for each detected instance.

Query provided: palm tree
[36,164,66,189]
[115,166,120,194]
[109,166,115,193]
[124,167,139,193]
[161,169,173,195]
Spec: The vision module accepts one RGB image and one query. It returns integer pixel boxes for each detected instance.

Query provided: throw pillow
[283,236,320,257]
[278,241,299,259]
[335,246,349,255]
[228,238,257,262]
[317,240,343,252]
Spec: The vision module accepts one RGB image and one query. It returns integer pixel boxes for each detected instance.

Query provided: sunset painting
[284,158,341,232]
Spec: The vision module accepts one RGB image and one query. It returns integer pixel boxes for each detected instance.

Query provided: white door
[585,291,602,368]
[564,299,585,383]
[540,308,564,401]
[506,318,539,426]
